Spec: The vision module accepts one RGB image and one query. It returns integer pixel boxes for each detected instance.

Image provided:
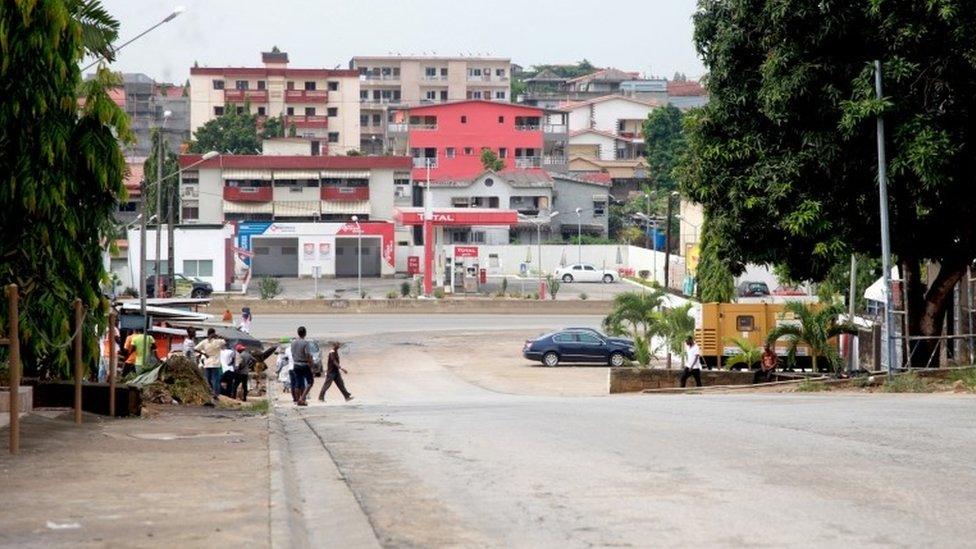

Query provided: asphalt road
[273,323,976,547]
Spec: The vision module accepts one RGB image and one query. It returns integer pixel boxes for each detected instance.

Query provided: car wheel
[191,289,205,298]
[609,352,625,367]
[602,274,614,283]
[543,352,560,367]
[562,274,573,283]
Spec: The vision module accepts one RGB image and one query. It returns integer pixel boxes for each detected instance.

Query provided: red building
[388,100,568,181]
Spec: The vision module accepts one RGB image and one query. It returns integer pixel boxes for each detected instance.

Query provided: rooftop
[179,154,413,170]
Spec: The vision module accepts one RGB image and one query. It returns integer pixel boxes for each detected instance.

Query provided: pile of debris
[137,355,214,406]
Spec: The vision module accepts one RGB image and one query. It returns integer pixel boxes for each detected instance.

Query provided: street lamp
[674,214,701,250]
[153,110,173,298]
[574,207,584,264]
[518,211,559,299]
[634,212,661,284]
[351,215,362,299]
[82,6,187,72]
[663,191,679,290]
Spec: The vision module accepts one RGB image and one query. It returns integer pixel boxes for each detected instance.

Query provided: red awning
[395,208,519,226]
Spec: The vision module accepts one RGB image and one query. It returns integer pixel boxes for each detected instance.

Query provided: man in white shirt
[219,344,238,397]
[194,328,226,400]
[680,336,703,388]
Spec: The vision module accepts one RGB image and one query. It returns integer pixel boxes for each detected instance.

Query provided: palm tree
[725,336,762,370]
[658,304,695,369]
[765,302,857,374]
[71,0,121,62]
[603,289,665,367]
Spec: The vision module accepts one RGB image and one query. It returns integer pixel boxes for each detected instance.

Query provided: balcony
[514,157,542,168]
[422,74,448,81]
[224,186,272,202]
[515,124,541,131]
[224,89,269,103]
[285,89,329,103]
[285,115,329,128]
[543,123,568,134]
[542,155,567,166]
[412,157,437,168]
[322,186,369,201]
[467,74,492,82]
[363,73,400,81]
[362,97,402,106]
[387,122,408,133]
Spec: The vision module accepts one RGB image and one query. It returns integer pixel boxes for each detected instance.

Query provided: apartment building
[384,100,569,181]
[189,49,361,154]
[349,55,512,154]
[522,67,668,108]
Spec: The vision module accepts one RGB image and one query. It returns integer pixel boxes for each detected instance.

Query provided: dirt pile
[142,355,214,405]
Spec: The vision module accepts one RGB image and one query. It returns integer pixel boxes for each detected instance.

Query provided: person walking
[194,328,226,400]
[318,342,354,402]
[219,342,238,397]
[275,338,295,399]
[679,336,703,388]
[125,327,157,374]
[239,307,252,334]
[753,344,778,384]
[290,326,315,406]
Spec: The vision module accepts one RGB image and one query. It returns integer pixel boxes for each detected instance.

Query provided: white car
[554,263,617,283]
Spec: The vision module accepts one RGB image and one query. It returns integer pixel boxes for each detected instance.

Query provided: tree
[602,289,665,367]
[480,148,505,171]
[190,110,261,154]
[681,1,976,366]
[142,128,180,221]
[260,115,284,139]
[1,0,129,378]
[766,302,857,374]
[724,336,762,370]
[658,304,695,369]
[642,104,685,190]
[696,213,736,302]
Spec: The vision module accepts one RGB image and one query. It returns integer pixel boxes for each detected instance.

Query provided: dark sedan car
[523,329,635,367]
[145,274,213,298]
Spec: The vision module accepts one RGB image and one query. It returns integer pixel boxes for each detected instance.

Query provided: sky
[95,0,704,84]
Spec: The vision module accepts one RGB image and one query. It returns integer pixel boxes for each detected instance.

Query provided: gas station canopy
[394,208,519,226]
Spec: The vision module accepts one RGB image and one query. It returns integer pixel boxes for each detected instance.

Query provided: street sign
[311,266,321,279]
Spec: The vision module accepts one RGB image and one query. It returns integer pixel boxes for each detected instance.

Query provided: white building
[562,95,660,161]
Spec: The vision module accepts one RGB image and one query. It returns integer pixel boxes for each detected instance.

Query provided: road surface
[270,322,976,548]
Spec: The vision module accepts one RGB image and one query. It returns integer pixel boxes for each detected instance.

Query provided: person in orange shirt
[122,332,137,377]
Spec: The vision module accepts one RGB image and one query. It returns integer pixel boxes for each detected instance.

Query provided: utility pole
[154,111,171,298]
[664,191,676,292]
[138,175,149,367]
[847,254,857,374]
[874,60,897,379]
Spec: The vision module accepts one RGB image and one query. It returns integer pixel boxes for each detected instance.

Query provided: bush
[413,277,422,296]
[546,274,560,300]
[360,290,369,299]
[579,292,588,300]
[638,269,650,279]
[400,281,411,297]
[949,368,976,391]
[501,277,508,294]
[259,277,282,300]
[883,372,931,393]
[386,290,398,299]
[433,287,445,299]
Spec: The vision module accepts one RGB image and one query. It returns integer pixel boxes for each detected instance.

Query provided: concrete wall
[551,178,610,238]
[127,225,233,291]
[568,132,617,161]
[609,368,756,393]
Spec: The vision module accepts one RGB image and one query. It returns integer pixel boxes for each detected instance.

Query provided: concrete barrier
[0,387,32,413]
[203,298,615,316]
[609,368,757,393]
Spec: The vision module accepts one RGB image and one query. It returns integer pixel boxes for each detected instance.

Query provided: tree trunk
[903,259,969,368]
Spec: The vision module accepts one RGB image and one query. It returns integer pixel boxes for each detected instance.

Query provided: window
[328,81,339,91]
[573,265,583,271]
[235,80,248,90]
[618,120,626,132]
[282,246,298,255]
[498,116,504,123]
[360,90,368,100]
[460,115,467,124]
[736,315,756,332]
[183,259,213,277]
[372,114,381,125]
[440,67,448,77]
[463,147,473,155]
[577,333,602,345]
[328,132,339,143]
[440,90,448,101]
[287,81,295,90]
[181,200,199,222]
[495,90,506,100]
[425,67,436,77]
[304,81,316,91]
[257,80,266,90]
[425,90,437,100]
[257,106,266,116]
[495,68,506,78]
[235,106,245,114]
[286,107,294,115]
[583,265,596,271]
[484,178,494,187]
[498,148,507,158]
[593,200,606,216]
[446,147,456,159]
[327,107,338,117]
[360,114,369,126]
[468,68,482,77]
[304,107,316,116]
[254,247,270,255]
[213,106,224,116]
[466,91,483,99]
[553,333,575,343]
[212,79,224,90]
[472,231,486,243]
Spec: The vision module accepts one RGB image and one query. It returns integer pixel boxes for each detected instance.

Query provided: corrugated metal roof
[222,169,273,180]
[223,201,273,214]
[320,200,371,215]
[320,170,370,179]
[273,201,320,217]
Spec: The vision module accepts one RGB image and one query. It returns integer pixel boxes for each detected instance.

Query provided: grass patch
[241,399,269,415]
[796,379,829,392]
[948,368,976,392]
[883,371,932,393]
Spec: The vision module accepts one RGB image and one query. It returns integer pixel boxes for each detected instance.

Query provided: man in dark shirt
[234,344,276,401]
[290,326,314,406]
[318,342,354,402]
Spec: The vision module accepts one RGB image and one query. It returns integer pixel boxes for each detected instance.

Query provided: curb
[268,381,310,549]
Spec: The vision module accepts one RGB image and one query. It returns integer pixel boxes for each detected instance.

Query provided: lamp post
[82,6,187,72]
[351,215,362,298]
[423,158,434,296]
[674,214,701,251]
[519,211,559,299]
[874,60,897,378]
[154,110,172,298]
[574,207,584,264]
[663,191,678,290]
[634,212,660,285]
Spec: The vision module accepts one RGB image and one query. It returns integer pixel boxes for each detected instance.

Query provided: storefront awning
[273,201,320,217]
[222,169,273,180]
[223,201,273,214]
[273,170,320,180]
[321,200,371,215]
[321,170,371,179]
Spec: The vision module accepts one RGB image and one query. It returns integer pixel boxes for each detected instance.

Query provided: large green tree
[1,0,129,377]
[189,109,261,154]
[681,0,976,366]
[642,104,686,191]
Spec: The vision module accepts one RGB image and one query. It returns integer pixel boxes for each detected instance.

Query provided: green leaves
[189,109,262,155]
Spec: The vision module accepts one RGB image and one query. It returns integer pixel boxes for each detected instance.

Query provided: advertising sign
[407,256,420,275]
[318,242,331,260]
[303,243,315,260]
[454,246,479,258]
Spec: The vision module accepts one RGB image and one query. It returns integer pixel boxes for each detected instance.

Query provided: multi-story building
[385,100,569,181]
[666,79,709,110]
[349,55,512,154]
[189,49,361,154]
[88,72,191,157]
[521,67,668,108]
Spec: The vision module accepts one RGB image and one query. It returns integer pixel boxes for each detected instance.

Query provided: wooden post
[108,310,117,418]
[7,284,21,454]
[73,298,83,424]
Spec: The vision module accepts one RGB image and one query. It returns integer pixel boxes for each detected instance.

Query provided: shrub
[796,379,828,392]
[386,290,398,299]
[949,368,976,391]
[259,277,282,300]
[546,274,560,300]
[501,277,508,294]
[413,277,422,296]
[638,269,650,279]
[360,290,369,299]
[400,281,411,297]
[580,292,588,301]
[883,372,931,393]
[433,287,445,299]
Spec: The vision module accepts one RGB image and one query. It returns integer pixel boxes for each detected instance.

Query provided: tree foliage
[696,212,735,302]
[724,336,761,370]
[142,128,180,222]
[642,104,686,190]
[480,148,505,171]
[190,109,261,154]
[603,289,665,367]
[681,1,976,365]
[1,0,128,377]
[766,302,857,374]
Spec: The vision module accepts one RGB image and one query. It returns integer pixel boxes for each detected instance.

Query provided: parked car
[554,263,617,284]
[145,274,213,299]
[523,329,635,367]
[736,281,770,298]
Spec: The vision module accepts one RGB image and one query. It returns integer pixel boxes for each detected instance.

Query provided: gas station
[394,208,519,295]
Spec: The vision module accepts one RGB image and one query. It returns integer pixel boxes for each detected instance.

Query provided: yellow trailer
[694,302,817,369]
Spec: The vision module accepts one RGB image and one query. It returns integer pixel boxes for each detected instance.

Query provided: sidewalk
[0,407,270,548]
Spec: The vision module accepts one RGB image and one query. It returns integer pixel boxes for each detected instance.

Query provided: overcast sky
[96,0,704,84]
